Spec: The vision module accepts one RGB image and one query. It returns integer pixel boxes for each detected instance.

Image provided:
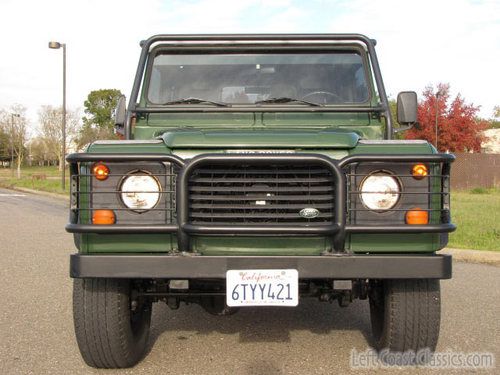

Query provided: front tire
[73,278,151,368]
[369,279,441,358]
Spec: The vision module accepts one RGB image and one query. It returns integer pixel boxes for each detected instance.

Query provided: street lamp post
[48,41,67,190]
[10,113,20,176]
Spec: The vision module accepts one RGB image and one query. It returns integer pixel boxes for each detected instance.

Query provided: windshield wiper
[254,97,321,107]
[162,97,229,107]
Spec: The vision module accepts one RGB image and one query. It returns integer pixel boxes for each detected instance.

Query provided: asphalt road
[0,188,498,374]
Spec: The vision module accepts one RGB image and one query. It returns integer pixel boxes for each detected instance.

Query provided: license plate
[226,269,299,307]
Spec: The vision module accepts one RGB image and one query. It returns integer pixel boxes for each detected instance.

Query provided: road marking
[0,193,26,197]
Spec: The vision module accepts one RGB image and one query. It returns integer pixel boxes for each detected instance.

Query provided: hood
[161,129,359,149]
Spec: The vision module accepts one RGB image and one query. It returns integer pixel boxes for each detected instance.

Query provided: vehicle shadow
[146,297,374,354]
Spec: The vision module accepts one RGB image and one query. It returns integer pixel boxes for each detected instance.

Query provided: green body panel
[349,234,439,253]
[84,234,174,253]
[136,113,256,139]
[192,237,328,256]
[349,142,435,155]
[133,112,384,140]
[162,129,359,149]
[171,149,350,159]
[261,112,371,126]
[87,140,171,154]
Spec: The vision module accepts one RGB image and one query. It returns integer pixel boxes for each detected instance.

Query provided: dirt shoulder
[440,248,500,267]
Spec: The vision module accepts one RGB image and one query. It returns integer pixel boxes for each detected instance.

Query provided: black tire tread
[73,278,151,368]
[372,279,441,353]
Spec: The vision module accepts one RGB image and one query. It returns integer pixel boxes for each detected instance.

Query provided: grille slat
[190,203,334,210]
[189,185,334,192]
[188,164,335,225]
[193,168,328,175]
[190,212,334,219]
[191,177,333,183]
[190,194,334,201]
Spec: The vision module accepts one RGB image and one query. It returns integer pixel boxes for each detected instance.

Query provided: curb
[440,248,500,267]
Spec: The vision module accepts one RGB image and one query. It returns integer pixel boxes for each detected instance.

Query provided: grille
[188,164,335,224]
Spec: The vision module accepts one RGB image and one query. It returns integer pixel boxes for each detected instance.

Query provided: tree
[388,98,406,140]
[0,118,10,162]
[405,84,488,152]
[38,105,80,171]
[29,136,55,166]
[76,89,122,148]
[0,105,28,178]
[489,105,500,129]
[493,106,500,119]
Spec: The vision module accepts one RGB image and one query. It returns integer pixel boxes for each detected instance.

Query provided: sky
[0,0,498,134]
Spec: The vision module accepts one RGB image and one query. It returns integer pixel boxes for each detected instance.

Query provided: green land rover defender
[66,34,455,368]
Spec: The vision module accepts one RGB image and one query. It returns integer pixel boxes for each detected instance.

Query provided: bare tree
[38,105,80,171]
[0,105,29,178]
[29,136,54,166]
[0,111,10,163]
[494,105,500,119]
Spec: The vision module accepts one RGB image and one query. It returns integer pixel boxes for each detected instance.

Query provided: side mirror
[113,95,127,127]
[397,91,417,125]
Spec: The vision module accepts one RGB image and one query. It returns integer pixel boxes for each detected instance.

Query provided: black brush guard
[66,153,455,279]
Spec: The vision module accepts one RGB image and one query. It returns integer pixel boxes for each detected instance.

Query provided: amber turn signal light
[92,209,116,225]
[406,208,429,225]
[93,163,110,181]
[412,164,428,179]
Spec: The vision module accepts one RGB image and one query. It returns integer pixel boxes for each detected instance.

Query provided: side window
[148,66,163,104]
[354,64,369,102]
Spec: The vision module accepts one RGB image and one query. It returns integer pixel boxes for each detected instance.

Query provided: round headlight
[359,172,400,211]
[120,172,161,211]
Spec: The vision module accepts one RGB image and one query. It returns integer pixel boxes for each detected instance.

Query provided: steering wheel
[301,91,343,104]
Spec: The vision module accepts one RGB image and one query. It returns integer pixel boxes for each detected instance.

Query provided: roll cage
[125,34,393,140]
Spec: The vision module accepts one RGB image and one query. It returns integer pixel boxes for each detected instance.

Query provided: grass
[448,188,500,251]
[470,187,490,194]
[0,166,69,195]
[1,166,499,251]
[0,165,65,178]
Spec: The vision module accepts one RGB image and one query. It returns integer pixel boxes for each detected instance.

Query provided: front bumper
[70,253,452,279]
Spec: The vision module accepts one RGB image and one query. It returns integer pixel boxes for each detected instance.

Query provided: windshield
[147,51,370,106]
